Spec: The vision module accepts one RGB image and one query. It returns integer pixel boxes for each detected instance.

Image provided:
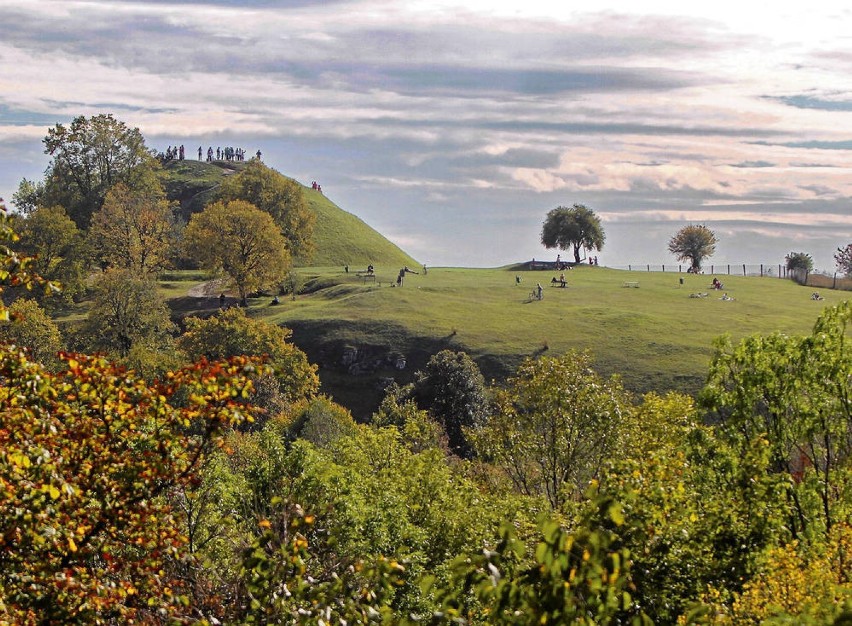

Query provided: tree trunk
[573,244,581,264]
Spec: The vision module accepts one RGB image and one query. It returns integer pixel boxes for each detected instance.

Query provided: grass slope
[164,265,850,419]
[303,187,418,268]
[161,160,417,268]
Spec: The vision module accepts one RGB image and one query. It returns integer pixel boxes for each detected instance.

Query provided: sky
[1,0,851,272]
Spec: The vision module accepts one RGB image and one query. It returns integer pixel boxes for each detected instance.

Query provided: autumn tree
[836,243,852,276]
[541,204,605,264]
[178,306,319,410]
[471,351,630,510]
[0,298,62,366]
[183,199,291,305]
[88,176,175,276]
[216,159,316,262]
[0,200,54,319]
[0,347,264,623]
[668,224,717,272]
[79,268,175,358]
[38,114,156,229]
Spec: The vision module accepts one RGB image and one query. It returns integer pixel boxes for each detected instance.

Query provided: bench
[622,281,639,288]
[356,272,376,283]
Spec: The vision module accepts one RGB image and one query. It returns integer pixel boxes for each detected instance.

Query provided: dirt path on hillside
[187,278,228,298]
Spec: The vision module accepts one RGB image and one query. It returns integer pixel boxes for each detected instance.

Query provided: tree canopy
[540,204,605,264]
[216,159,316,262]
[411,349,489,456]
[785,251,814,273]
[471,350,629,510]
[0,347,263,623]
[79,269,175,358]
[183,199,291,305]
[88,175,175,276]
[38,114,156,229]
[178,307,319,408]
[668,224,717,271]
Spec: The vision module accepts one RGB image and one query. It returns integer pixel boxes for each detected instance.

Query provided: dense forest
[1,115,851,625]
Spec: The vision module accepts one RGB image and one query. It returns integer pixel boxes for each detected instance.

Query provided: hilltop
[161,159,418,268]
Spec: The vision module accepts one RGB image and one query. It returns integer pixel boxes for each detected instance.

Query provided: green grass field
[162,265,849,418]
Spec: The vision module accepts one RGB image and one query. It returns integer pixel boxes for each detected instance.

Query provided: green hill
[161,265,851,420]
[160,159,417,268]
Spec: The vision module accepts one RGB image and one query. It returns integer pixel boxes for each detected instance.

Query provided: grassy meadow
[161,264,850,418]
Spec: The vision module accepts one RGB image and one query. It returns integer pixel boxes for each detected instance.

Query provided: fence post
[742,264,746,276]
[647,264,650,272]
[628,264,631,271]
[662,264,665,272]
[760,264,763,277]
[679,264,682,273]
[834,273,837,289]
[779,264,782,278]
[711,265,714,274]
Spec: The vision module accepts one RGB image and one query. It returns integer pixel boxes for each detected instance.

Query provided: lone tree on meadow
[785,251,814,274]
[668,224,717,272]
[541,204,605,264]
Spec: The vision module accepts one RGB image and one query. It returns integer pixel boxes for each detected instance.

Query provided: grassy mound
[161,160,417,268]
[302,187,417,268]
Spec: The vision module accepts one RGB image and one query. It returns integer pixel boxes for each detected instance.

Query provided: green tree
[541,204,605,264]
[183,199,291,305]
[216,159,316,262]
[373,384,448,454]
[668,224,717,272]
[701,301,852,539]
[11,178,44,215]
[601,393,789,623]
[11,205,85,302]
[785,251,814,273]
[471,351,630,510]
[88,178,175,276]
[835,243,852,277]
[79,269,175,358]
[192,420,520,622]
[281,395,358,447]
[0,298,62,366]
[411,350,489,456]
[428,496,649,626]
[0,347,263,624]
[178,306,319,409]
[39,114,156,229]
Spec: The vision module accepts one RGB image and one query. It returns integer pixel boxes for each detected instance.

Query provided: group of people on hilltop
[162,145,185,161]
[311,181,323,194]
[201,146,247,162]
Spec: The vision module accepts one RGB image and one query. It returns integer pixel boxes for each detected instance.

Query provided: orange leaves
[0,346,268,623]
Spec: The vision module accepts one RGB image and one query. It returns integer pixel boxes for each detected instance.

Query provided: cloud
[772,94,852,111]
[729,160,774,168]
